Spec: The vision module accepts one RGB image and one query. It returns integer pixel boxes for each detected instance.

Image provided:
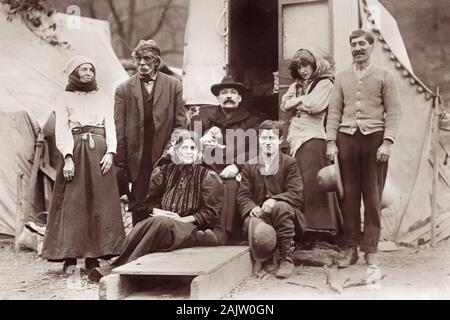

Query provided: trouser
[337,130,388,253]
[129,133,153,226]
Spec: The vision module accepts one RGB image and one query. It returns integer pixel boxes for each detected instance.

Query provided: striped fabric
[160,164,209,216]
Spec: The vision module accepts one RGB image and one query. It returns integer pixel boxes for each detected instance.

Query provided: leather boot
[274,238,295,279]
[63,258,77,275]
[264,249,280,274]
[336,246,359,268]
[275,254,295,279]
[85,258,100,271]
[364,252,379,266]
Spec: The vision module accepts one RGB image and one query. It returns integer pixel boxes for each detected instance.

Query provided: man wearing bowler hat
[326,29,402,266]
[192,75,261,244]
[237,120,305,279]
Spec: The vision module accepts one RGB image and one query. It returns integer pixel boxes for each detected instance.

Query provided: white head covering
[62,55,96,77]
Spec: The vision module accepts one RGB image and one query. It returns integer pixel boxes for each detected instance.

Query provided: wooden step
[99,246,252,300]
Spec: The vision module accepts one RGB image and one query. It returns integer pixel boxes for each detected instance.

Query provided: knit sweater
[326,65,402,141]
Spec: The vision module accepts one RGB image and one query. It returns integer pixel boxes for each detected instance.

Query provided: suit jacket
[114,72,187,182]
[236,153,306,234]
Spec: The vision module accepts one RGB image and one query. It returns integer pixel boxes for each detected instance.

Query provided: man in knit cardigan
[326,29,402,267]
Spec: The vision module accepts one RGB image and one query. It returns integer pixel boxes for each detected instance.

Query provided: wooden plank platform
[112,246,249,276]
[100,246,252,300]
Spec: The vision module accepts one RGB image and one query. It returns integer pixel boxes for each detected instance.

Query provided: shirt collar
[140,72,158,83]
[257,152,282,176]
[353,62,372,74]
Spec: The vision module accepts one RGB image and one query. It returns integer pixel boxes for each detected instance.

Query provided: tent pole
[15,173,24,252]
[16,132,45,250]
[430,87,440,247]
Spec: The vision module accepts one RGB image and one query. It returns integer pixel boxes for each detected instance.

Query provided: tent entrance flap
[229,0,278,120]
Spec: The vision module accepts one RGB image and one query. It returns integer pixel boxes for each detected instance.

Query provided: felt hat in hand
[248,216,277,262]
[317,153,344,199]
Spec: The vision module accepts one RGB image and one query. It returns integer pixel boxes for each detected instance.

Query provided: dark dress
[42,126,125,261]
[108,163,224,268]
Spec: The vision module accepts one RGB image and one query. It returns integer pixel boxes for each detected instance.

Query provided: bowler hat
[211,75,247,96]
[248,216,277,262]
[317,154,344,199]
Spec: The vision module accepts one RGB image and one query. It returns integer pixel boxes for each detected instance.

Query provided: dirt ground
[1,239,449,300]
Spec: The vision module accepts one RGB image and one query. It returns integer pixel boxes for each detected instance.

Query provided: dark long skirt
[295,138,342,234]
[42,126,125,261]
[111,215,198,267]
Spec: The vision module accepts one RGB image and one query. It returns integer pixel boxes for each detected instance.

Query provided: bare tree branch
[107,0,125,39]
[142,0,174,40]
[134,4,187,18]
[85,0,97,19]
[126,0,136,43]
[161,49,183,55]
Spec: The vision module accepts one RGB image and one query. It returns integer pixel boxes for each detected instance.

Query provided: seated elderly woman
[89,130,224,281]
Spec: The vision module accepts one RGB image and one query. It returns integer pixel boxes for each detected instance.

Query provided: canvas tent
[183,0,450,244]
[0,8,128,236]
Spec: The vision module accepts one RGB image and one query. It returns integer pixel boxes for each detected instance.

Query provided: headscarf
[63,55,98,93]
[288,49,335,96]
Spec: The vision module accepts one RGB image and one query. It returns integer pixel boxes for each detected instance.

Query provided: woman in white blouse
[280,49,341,238]
[42,56,125,273]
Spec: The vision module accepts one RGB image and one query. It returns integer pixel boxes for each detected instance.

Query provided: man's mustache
[353,50,366,56]
[224,98,235,104]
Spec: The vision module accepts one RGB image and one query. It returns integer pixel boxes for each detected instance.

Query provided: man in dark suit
[114,40,187,226]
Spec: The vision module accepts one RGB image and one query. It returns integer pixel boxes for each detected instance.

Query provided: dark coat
[114,72,187,182]
[191,106,261,173]
[236,153,306,235]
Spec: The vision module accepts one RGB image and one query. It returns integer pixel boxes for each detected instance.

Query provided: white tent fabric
[182,0,227,105]
[0,10,128,235]
[358,0,450,244]
[0,111,39,235]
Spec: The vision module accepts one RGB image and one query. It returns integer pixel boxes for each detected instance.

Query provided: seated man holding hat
[236,120,305,279]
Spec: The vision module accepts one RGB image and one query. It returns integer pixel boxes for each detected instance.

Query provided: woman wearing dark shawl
[42,56,125,273]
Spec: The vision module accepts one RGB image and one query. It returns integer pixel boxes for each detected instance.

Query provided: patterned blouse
[145,164,224,228]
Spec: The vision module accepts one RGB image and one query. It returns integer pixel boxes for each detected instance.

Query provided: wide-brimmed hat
[248,216,277,262]
[317,154,344,199]
[211,75,247,96]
